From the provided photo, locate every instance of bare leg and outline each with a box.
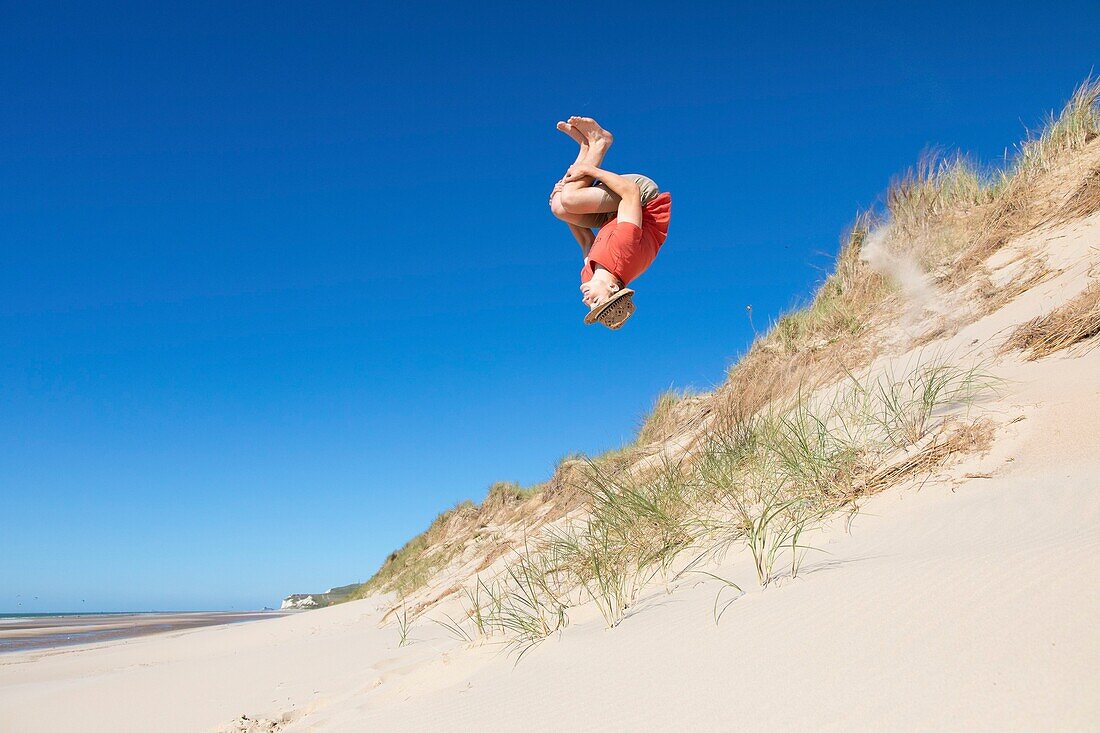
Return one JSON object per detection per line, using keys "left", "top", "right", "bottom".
{"left": 563, "top": 164, "right": 642, "bottom": 226}
{"left": 560, "top": 117, "right": 621, "bottom": 215}
{"left": 550, "top": 120, "right": 609, "bottom": 228}
{"left": 558, "top": 120, "right": 589, "bottom": 166}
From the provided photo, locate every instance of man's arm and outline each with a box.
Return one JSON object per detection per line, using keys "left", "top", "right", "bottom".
{"left": 564, "top": 164, "right": 641, "bottom": 226}
{"left": 568, "top": 223, "right": 595, "bottom": 257}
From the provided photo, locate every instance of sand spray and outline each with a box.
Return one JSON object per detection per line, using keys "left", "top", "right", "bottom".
{"left": 860, "top": 224, "right": 946, "bottom": 327}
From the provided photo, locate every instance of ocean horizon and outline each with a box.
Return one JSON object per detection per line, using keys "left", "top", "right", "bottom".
{"left": 0, "top": 609, "right": 273, "bottom": 618}
{"left": 0, "top": 610, "right": 290, "bottom": 654}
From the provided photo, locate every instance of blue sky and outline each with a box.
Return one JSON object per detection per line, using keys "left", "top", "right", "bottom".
{"left": 2, "top": 2, "right": 1097, "bottom": 612}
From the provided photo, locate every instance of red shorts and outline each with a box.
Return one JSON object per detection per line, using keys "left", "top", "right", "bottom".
{"left": 581, "top": 192, "right": 671, "bottom": 285}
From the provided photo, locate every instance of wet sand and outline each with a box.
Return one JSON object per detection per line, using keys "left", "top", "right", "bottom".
{"left": 0, "top": 611, "right": 291, "bottom": 653}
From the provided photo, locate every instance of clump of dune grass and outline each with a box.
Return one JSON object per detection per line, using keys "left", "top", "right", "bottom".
{"left": 763, "top": 395, "right": 866, "bottom": 500}
{"left": 691, "top": 358, "right": 995, "bottom": 589}
{"left": 1014, "top": 78, "right": 1100, "bottom": 178}
{"left": 1003, "top": 284, "right": 1100, "bottom": 359}
{"left": 637, "top": 388, "right": 697, "bottom": 446}
{"left": 885, "top": 155, "right": 992, "bottom": 267}
{"left": 957, "top": 77, "right": 1100, "bottom": 271}
{"left": 394, "top": 601, "right": 412, "bottom": 647}
{"left": 353, "top": 500, "right": 480, "bottom": 599}
{"left": 429, "top": 544, "right": 572, "bottom": 660}
{"left": 747, "top": 495, "right": 823, "bottom": 586}
{"left": 714, "top": 478, "right": 823, "bottom": 588}
{"left": 464, "top": 579, "right": 501, "bottom": 639}
{"left": 1052, "top": 166, "right": 1100, "bottom": 223}
{"left": 483, "top": 481, "right": 534, "bottom": 512}
{"left": 539, "top": 458, "right": 697, "bottom": 627}
{"left": 543, "top": 525, "right": 633, "bottom": 628}
{"left": 583, "top": 459, "right": 696, "bottom": 577}
{"left": 843, "top": 358, "right": 997, "bottom": 448}
{"left": 429, "top": 577, "right": 508, "bottom": 648}
{"left": 485, "top": 553, "right": 569, "bottom": 661}
{"left": 431, "top": 612, "right": 475, "bottom": 644}
{"left": 692, "top": 406, "right": 840, "bottom": 588}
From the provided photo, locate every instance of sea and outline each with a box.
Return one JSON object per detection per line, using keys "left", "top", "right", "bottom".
{"left": 0, "top": 610, "right": 290, "bottom": 654}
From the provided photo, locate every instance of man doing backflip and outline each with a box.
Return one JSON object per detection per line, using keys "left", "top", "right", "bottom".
{"left": 548, "top": 117, "right": 672, "bottom": 329}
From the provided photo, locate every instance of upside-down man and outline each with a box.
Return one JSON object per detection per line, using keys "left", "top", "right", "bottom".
{"left": 548, "top": 116, "right": 672, "bottom": 329}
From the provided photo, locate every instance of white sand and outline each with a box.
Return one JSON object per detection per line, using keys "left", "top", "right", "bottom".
{"left": 2, "top": 215, "right": 1098, "bottom": 732}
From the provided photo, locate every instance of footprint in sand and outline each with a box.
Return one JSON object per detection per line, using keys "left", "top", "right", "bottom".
{"left": 215, "top": 709, "right": 302, "bottom": 733}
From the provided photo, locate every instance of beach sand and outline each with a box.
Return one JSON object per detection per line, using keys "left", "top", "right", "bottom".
{"left": 2, "top": 219, "right": 1098, "bottom": 731}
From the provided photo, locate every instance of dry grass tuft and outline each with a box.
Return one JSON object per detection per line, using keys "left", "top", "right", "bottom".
{"left": 1052, "top": 166, "right": 1100, "bottom": 223}
{"left": 952, "top": 417, "right": 997, "bottom": 455}
{"left": 955, "top": 78, "right": 1100, "bottom": 272}
{"left": 771, "top": 221, "right": 890, "bottom": 354}
{"left": 1015, "top": 78, "right": 1100, "bottom": 176}
{"left": 637, "top": 389, "right": 700, "bottom": 447}
{"left": 976, "top": 259, "right": 1059, "bottom": 316}
{"left": 354, "top": 500, "right": 478, "bottom": 598}
{"left": 483, "top": 481, "right": 531, "bottom": 512}
{"left": 1003, "top": 284, "right": 1100, "bottom": 359}
{"left": 709, "top": 220, "right": 889, "bottom": 427}
{"left": 854, "top": 418, "right": 995, "bottom": 497}
{"left": 886, "top": 154, "right": 991, "bottom": 267}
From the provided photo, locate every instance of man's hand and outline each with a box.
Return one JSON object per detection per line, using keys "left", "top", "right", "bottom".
{"left": 549, "top": 177, "right": 565, "bottom": 206}
{"left": 562, "top": 164, "right": 595, "bottom": 183}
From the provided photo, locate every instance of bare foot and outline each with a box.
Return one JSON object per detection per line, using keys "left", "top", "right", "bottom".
{"left": 556, "top": 120, "right": 587, "bottom": 148}
{"left": 569, "top": 116, "right": 614, "bottom": 150}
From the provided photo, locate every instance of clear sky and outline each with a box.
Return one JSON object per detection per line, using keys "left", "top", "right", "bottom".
{"left": 2, "top": 2, "right": 1097, "bottom": 612}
